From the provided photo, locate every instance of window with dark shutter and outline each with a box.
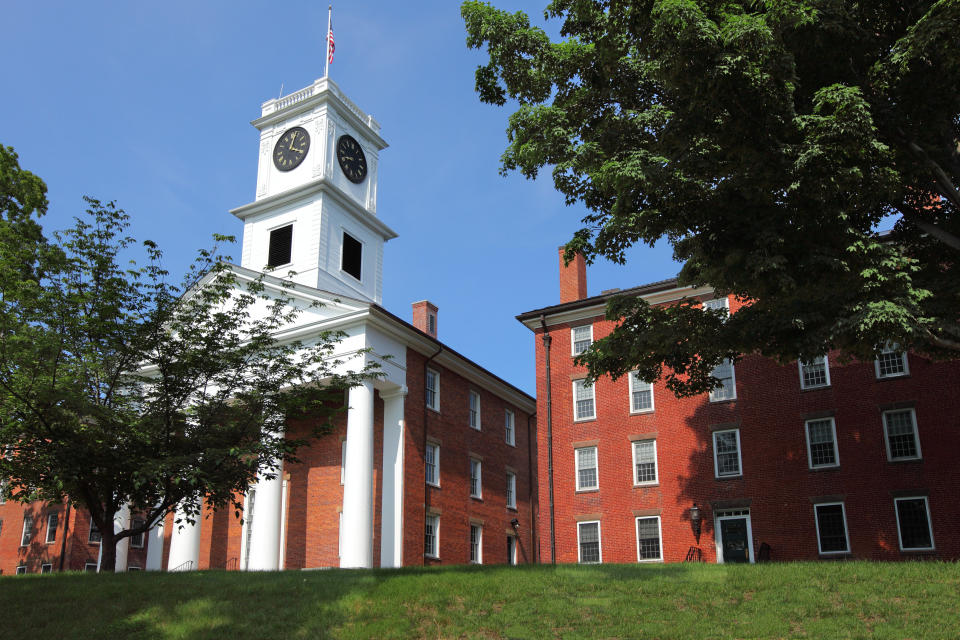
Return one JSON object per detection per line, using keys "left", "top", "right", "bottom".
{"left": 342, "top": 232, "right": 362, "bottom": 280}
{"left": 267, "top": 225, "right": 293, "bottom": 267}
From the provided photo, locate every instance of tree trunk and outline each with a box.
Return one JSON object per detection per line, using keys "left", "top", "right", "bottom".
{"left": 99, "top": 528, "right": 117, "bottom": 572}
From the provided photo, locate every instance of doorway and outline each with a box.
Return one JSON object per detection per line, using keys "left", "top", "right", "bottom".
{"left": 506, "top": 535, "right": 517, "bottom": 565}
{"left": 714, "top": 509, "right": 754, "bottom": 564}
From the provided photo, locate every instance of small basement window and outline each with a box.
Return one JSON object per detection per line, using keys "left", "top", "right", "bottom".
{"left": 267, "top": 225, "right": 293, "bottom": 268}
{"left": 342, "top": 232, "right": 362, "bottom": 280}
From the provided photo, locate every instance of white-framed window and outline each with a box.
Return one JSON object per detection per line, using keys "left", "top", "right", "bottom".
{"left": 16, "top": 566, "right": 27, "bottom": 575}
{"left": 130, "top": 518, "right": 145, "bottom": 549}
{"left": 713, "top": 429, "right": 742, "bottom": 478}
{"left": 799, "top": 356, "right": 831, "bottom": 389}
{"left": 266, "top": 223, "right": 293, "bottom": 268}
{"left": 632, "top": 440, "right": 658, "bottom": 485}
{"left": 814, "top": 502, "right": 850, "bottom": 554}
{"left": 127, "top": 566, "right": 141, "bottom": 572}
{"left": 577, "top": 521, "right": 602, "bottom": 563}
{"left": 883, "top": 408, "right": 921, "bottom": 461}
{"left": 424, "top": 514, "right": 439, "bottom": 558}
{"left": 629, "top": 372, "right": 654, "bottom": 413}
{"left": 425, "top": 442, "right": 440, "bottom": 486}
{"left": 703, "top": 296, "right": 730, "bottom": 316}
{"left": 805, "top": 418, "right": 839, "bottom": 469}
{"left": 571, "top": 325, "right": 593, "bottom": 356}
{"left": 0, "top": 479, "right": 6, "bottom": 504}
{"left": 41, "top": 563, "right": 52, "bottom": 574}
{"left": 470, "top": 459, "right": 482, "bottom": 499}
{"left": 340, "top": 439, "right": 347, "bottom": 485}
{"left": 636, "top": 516, "right": 663, "bottom": 562}
{"left": 875, "top": 344, "right": 909, "bottom": 379}
{"left": 21, "top": 514, "right": 33, "bottom": 546}
{"left": 894, "top": 496, "right": 934, "bottom": 551}
{"left": 505, "top": 409, "right": 515, "bottom": 446}
{"left": 573, "top": 379, "right": 596, "bottom": 421}
{"left": 84, "top": 562, "right": 98, "bottom": 572}
{"left": 425, "top": 369, "right": 439, "bottom": 411}
{"left": 45, "top": 513, "right": 58, "bottom": 544}
{"left": 506, "top": 472, "right": 517, "bottom": 509}
{"left": 88, "top": 519, "right": 101, "bottom": 544}
{"left": 469, "top": 524, "right": 482, "bottom": 564}
{"left": 709, "top": 359, "right": 736, "bottom": 402}
{"left": 469, "top": 390, "right": 481, "bottom": 430}
{"left": 575, "top": 446, "right": 599, "bottom": 491}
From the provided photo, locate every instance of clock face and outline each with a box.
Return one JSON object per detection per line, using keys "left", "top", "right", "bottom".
{"left": 273, "top": 126, "right": 310, "bottom": 172}
{"left": 336, "top": 135, "right": 367, "bottom": 184}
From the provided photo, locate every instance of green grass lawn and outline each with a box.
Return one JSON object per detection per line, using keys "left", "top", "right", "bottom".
{"left": 1, "top": 562, "right": 957, "bottom": 639}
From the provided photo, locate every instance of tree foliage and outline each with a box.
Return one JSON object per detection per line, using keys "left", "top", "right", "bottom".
{"left": 463, "top": 0, "right": 959, "bottom": 394}
{"left": 0, "top": 145, "right": 376, "bottom": 570}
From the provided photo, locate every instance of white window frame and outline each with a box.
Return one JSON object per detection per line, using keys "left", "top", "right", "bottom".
{"left": 798, "top": 355, "right": 831, "bottom": 390}
{"left": 708, "top": 359, "right": 737, "bottom": 402}
{"left": 130, "top": 518, "right": 145, "bottom": 549}
{"left": 805, "top": 417, "right": 840, "bottom": 469}
{"left": 84, "top": 562, "right": 98, "bottom": 572}
{"left": 629, "top": 372, "right": 654, "bottom": 414}
{"left": 505, "top": 409, "right": 515, "bottom": 446}
{"left": 894, "top": 496, "right": 935, "bottom": 551}
{"left": 703, "top": 296, "right": 730, "bottom": 316}
{"left": 577, "top": 521, "right": 602, "bottom": 564}
{"left": 635, "top": 516, "right": 663, "bottom": 562}
{"left": 88, "top": 519, "right": 101, "bottom": 545}
{"left": 813, "top": 502, "right": 850, "bottom": 555}
{"left": 340, "top": 439, "right": 347, "bottom": 485}
{"left": 571, "top": 325, "right": 593, "bottom": 356}
{"left": 16, "top": 566, "right": 27, "bottom": 575}
{"left": 425, "top": 442, "right": 440, "bottom": 487}
{"left": 45, "top": 513, "right": 58, "bottom": 544}
{"left": 632, "top": 439, "right": 658, "bottom": 486}
{"left": 712, "top": 429, "right": 743, "bottom": 478}
{"left": 21, "top": 514, "right": 33, "bottom": 547}
{"left": 506, "top": 472, "right": 517, "bottom": 510}
{"left": 575, "top": 446, "right": 599, "bottom": 491}
{"left": 883, "top": 408, "right": 922, "bottom": 461}
{"left": 0, "top": 479, "right": 6, "bottom": 504}
{"left": 469, "top": 390, "right": 481, "bottom": 430}
{"left": 470, "top": 458, "right": 482, "bottom": 499}
{"left": 41, "top": 563, "right": 53, "bottom": 574}
{"left": 339, "top": 229, "right": 364, "bottom": 283}
{"left": 875, "top": 344, "right": 909, "bottom": 379}
{"left": 469, "top": 524, "right": 482, "bottom": 564}
{"left": 572, "top": 379, "right": 596, "bottom": 421}
{"left": 265, "top": 222, "right": 294, "bottom": 269}
{"left": 424, "top": 514, "right": 439, "bottom": 559}
{"left": 425, "top": 368, "right": 440, "bottom": 411}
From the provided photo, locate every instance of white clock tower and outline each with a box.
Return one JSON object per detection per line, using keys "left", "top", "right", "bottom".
{"left": 230, "top": 77, "right": 397, "bottom": 303}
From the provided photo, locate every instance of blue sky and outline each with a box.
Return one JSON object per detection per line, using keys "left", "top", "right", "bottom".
{"left": 1, "top": 1, "right": 679, "bottom": 397}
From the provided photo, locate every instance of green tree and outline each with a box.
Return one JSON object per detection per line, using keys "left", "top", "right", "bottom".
{"left": 463, "top": 0, "right": 959, "bottom": 395}
{"left": 0, "top": 146, "right": 376, "bottom": 571}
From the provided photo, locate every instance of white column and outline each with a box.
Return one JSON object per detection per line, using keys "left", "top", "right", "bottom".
{"left": 167, "top": 503, "right": 201, "bottom": 571}
{"left": 247, "top": 463, "right": 284, "bottom": 571}
{"left": 114, "top": 503, "right": 131, "bottom": 573}
{"left": 379, "top": 386, "right": 406, "bottom": 568}
{"left": 341, "top": 380, "right": 375, "bottom": 568}
{"left": 145, "top": 515, "right": 165, "bottom": 571}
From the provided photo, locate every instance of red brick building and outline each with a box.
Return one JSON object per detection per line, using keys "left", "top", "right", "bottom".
{"left": 517, "top": 249, "right": 960, "bottom": 564}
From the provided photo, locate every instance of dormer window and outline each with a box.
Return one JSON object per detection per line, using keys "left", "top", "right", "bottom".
{"left": 341, "top": 231, "right": 362, "bottom": 281}
{"left": 267, "top": 225, "right": 293, "bottom": 268}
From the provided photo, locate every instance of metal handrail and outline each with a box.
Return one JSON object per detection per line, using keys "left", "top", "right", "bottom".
{"left": 170, "top": 560, "right": 194, "bottom": 572}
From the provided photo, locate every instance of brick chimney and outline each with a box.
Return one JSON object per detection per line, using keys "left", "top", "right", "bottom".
{"left": 412, "top": 300, "right": 438, "bottom": 338}
{"left": 559, "top": 246, "right": 587, "bottom": 302}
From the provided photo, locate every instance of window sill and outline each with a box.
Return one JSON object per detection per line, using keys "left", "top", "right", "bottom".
{"left": 900, "top": 548, "right": 936, "bottom": 555}
{"left": 471, "top": 496, "right": 483, "bottom": 502}
{"left": 637, "top": 558, "right": 664, "bottom": 563}
{"left": 575, "top": 488, "right": 600, "bottom": 494}
{"left": 708, "top": 398, "right": 737, "bottom": 405}
{"left": 424, "top": 554, "right": 440, "bottom": 560}
{"left": 818, "top": 551, "right": 852, "bottom": 558}
{"left": 629, "top": 409, "right": 655, "bottom": 416}
{"left": 573, "top": 417, "right": 597, "bottom": 424}
{"left": 426, "top": 482, "right": 441, "bottom": 489}
{"left": 426, "top": 406, "right": 441, "bottom": 414}
{"left": 714, "top": 474, "right": 743, "bottom": 481}
{"left": 887, "top": 457, "right": 923, "bottom": 464}
{"left": 507, "top": 506, "right": 518, "bottom": 512}
{"left": 876, "top": 374, "right": 910, "bottom": 382}
{"left": 809, "top": 465, "right": 840, "bottom": 472}
{"left": 633, "top": 482, "right": 660, "bottom": 489}
{"left": 800, "top": 384, "right": 831, "bottom": 393}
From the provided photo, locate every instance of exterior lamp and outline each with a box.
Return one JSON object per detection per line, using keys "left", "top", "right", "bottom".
{"left": 690, "top": 503, "right": 702, "bottom": 544}
{"left": 510, "top": 518, "right": 520, "bottom": 530}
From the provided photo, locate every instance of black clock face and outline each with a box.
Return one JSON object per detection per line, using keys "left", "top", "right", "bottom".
{"left": 336, "top": 134, "right": 367, "bottom": 184}
{"left": 273, "top": 126, "right": 310, "bottom": 172}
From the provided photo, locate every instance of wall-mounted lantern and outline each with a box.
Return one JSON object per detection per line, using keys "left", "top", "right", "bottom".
{"left": 510, "top": 518, "right": 520, "bottom": 531}
{"left": 690, "top": 503, "right": 702, "bottom": 544}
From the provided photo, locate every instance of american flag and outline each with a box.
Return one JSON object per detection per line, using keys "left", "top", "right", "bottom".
{"left": 327, "top": 22, "right": 335, "bottom": 64}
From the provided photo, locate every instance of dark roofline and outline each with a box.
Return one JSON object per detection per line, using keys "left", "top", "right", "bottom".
{"left": 516, "top": 276, "right": 680, "bottom": 323}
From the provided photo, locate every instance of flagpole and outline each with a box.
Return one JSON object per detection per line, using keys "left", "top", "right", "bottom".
{"left": 324, "top": 4, "right": 332, "bottom": 79}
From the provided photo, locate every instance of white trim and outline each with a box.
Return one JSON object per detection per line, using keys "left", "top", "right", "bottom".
{"left": 506, "top": 472, "right": 517, "bottom": 509}
{"left": 505, "top": 409, "right": 516, "bottom": 446}
{"left": 798, "top": 355, "right": 831, "bottom": 390}
{"left": 339, "top": 228, "right": 364, "bottom": 283}
{"left": 635, "top": 516, "right": 663, "bottom": 562}
{"left": 425, "top": 368, "right": 440, "bottom": 412}
{"left": 875, "top": 345, "right": 909, "bottom": 379}
{"left": 45, "top": 513, "right": 58, "bottom": 544}
{"left": 16, "top": 566, "right": 27, "bottom": 575}
{"left": 632, "top": 439, "right": 658, "bottom": 486}
{"left": 577, "top": 521, "right": 602, "bottom": 564}
{"left": 425, "top": 442, "right": 440, "bottom": 487}
{"left": 714, "top": 511, "right": 755, "bottom": 564}
{"left": 21, "top": 514, "right": 33, "bottom": 547}
{"left": 265, "top": 222, "right": 295, "bottom": 270}
{"left": 813, "top": 502, "right": 850, "bottom": 554}
{"left": 805, "top": 417, "right": 840, "bottom": 469}
{"left": 628, "top": 372, "right": 654, "bottom": 414}
{"left": 469, "top": 524, "right": 482, "bottom": 564}
{"left": 572, "top": 379, "right": 596, "bottom": 421}
{"left": 571, "top": 324, "right": 593, "bottom": 356}
{"left": 130, "top": 518, "right": 145, "bottom": 549}
{"left": 894, "top": 496, "right": 935, "bottom": 551}
{"left": 340, "top": 439, "right": 347, "bottom": 485}
{"left": 470, "top": 458, "right": 483, "bottom": 499}
{"left": 424, "top": 514, "right": 440, "bottom": 559}
{"left": 507, "top": 532, "right": 518, "bottom": 565}
{"left": 41, "top": 563, "right": 53, "bottom": 574}
{"left": 469, "top": 390, "right": 481, "bottom": 430}
{"left": 882, "top": 408, "right": 922, "bottom": 461}
{"left": 575, "top": 446, "right": 599, "bottom": 491}
{"left": 84, "top": 562, "right": 98, "bottom": 573}
{"left": 703, "top": 296, "right": 730, "bottom": 315}
{"left": 712, "top": 429, "right": 743, "bottom": 478}
{"left": 708, "top": 359, "right": 736, "bottom": 402}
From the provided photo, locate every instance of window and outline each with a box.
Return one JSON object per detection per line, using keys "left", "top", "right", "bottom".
{"left": 0, "top": 479, "right": 6, "bottom": 504}
{"left": 45, "top": 513, "right": 58, "bottom": 544}
{"left": 41, "top": 563, "right": 53, "bottom": 574}
{"left": 894, "top": 497, "right": 934, "bottom": 551}
{"left": 128, "top": 566, "right": 141, "bottom": 571}
{"left": 340, "top": 439, "right": 347, "bottom": 485}
{"left": 636, "top": 516, "right": 662, "bottom": 562}
{"left": 573, "top": 379, "right": 596, "bottom": 421}
{"left": 703, "top": 296, "right": 730, "bottom": 316}
{"left": 425, "top": 369, "right": 439, "bottom": 411}
{"left": 575, "top": 446, "right": 598, "bottom": 491}
{"left": 425, "top": 443, "right": 440, "bottom": 486}
{"left": 506, "top": 472, "right": 517, "bottom": 509}
{"left": 577, "top": 521, "right": 601, "bottom": 563}
{"left": 470, "top": 459, "right": 482, "bottom": 499}
{"left": 16, "top": 566, "right": 27, "bottom": 575}
{"left": 88, "top": 520, "right": 101, "bottom": 544}
{"left": 875, "top": 344, "right": 908, "bottom": 379}
{"left": 571, "top": 325, "right": 593, "bottom": 356}
{"left": 883, "top": 409, "right": 921, "bottom": 461}
{"left": 424, "top": 514, "right": 439, "bottom": 558}
{"left": 505, "top": 409, "right": 515, "bottom": 446}
{"left": 21, "top": 515, "right": 33, "bottom": 546}
{"left": 709, "top": 359, "right": 736, "bottom": 402}
{"left": 244, "top": 489, "right": 256, "bottom": 569}
{"left": 469, "top": 524, "right": 482, "bottom": 564}
{"left": 814, "top": 503, "right": 850, "bottom": 554}
{"left": 341, "top": 231, "right": 362, "bottom": 281}
{"left": 130, "top": 518, "right": 145, "bottom": 549}
{"left": 629, "top": 372, "right": 654, "bottom": 413}
{"left": 805, "top": 418, "right": 839, "bottom": 468}
{"left": 713, "top": 429, "right": 742, "bottom": 478}
{"left": 427, "top": 313, "right": 436, "bottom": 335}
{"left": 469, "top": 391, "right": 481, "bottom": 430}
{"left": 266, "top": 224, "right": 293, "bottom": 268}
{"left": 84, "top": 562, "right": 98, "bottom": 572}
{"left": 799, "top": 356, "right": 830, "bottom": 389}
{"left": 633, "top": 440, "right": 658, "bottom": 485}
